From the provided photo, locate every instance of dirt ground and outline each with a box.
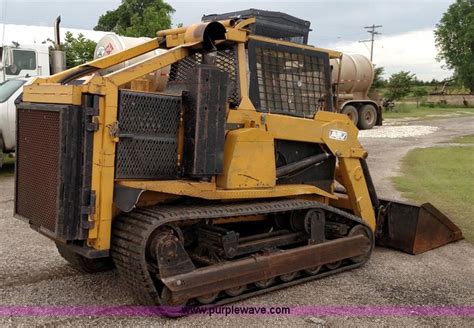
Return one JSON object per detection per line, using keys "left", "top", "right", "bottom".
{"left": 0, "top": 116, "right": 473, "bottom": 327}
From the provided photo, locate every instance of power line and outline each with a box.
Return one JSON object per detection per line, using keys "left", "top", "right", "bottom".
{"left": 359, "top": 24, "right": 382, "bottom": 61}
{"left": 316, "top": 32, "right": 367, "bottom": 42}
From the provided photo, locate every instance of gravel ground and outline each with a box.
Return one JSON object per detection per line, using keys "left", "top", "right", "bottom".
{"left": 1, "top": 116, "right": 473, "bottom": 327}
{"left": 359, "top": 125, "right": 439, "bottom": 138}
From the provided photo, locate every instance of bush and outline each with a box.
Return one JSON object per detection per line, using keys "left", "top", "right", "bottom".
{"left": 385, "top": 71, "right": 415, "bottom": 101}
{"left": 413, "top": 88, "right": 429, "bottom": 107}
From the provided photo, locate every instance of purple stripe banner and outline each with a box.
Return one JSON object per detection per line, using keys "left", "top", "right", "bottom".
{"left": 0, "top": 305, "right": 473, "bottom": 317}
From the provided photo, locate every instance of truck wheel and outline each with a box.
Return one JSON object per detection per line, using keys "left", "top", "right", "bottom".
{"left": 341, "top": 105, "right": 358, "bottom": 125}
{"left": 56, "top": 243, "right": 115, "bottom": 273}
{"left": 358, "top": 104, "right": 377, "bottom": 130}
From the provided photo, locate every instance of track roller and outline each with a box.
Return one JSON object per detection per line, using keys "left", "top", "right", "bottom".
{"left": 325, "top": 261, "right": 342, "bottom": 270}
{"left": 255, "top": 278, "right": 275, "bottom": 289}
{"left": 197, "top": 292, "right": 219, "bottom": 304}
{"left": 279, "top": 271, "right": 299, "bottom": 282}
{"left": 225, "top": 285, "right": 247, "bottom": 297}
{"left": 304, "top": 266, "right": 322, "bottom": 275}
{"left": 348, "top": 224, "right": 374, "bottom": 263}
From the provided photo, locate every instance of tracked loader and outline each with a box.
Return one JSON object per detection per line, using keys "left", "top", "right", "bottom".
{"left": 14, "top": 10, "right": 462, "bottom": 307}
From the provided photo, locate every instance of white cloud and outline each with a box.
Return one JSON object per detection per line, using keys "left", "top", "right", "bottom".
{"left": 321, "top": 29, "right": 452, "bottom": 81}
{"left": 1, "top": 24, "right": 109, "bottom": 45}
{"left": 2, "top": 24, "right": 453, "bottom": 82}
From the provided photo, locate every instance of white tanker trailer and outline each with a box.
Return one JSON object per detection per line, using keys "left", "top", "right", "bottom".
{"left": 94, "top": 34, "right": 169, "bottom": 92}
{"left": 331, "top": 53, "right": 382, "bottom": 129}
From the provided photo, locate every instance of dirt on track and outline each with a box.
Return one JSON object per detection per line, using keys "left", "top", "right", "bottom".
{"left": 0, "top": 116, "right": 473, "bottom": 327}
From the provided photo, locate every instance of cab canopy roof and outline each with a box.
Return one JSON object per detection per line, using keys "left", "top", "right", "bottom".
{"left": 202, "top": 8, "right": 311, "bottom": 45}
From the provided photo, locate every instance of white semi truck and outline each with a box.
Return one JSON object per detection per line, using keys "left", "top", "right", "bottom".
{"left": 0, "top": 17, "right": 66, "bottom": 166}
{"left": 0, "top": 78, "right": 30, "bottom": 167}
{"left": 0, "top": 44, "right": 54, "bottom": 82}
{"left": 0, "top": 48, "right": 65, "bottom": 166}
{"left": 0, "top": 17, "right": 66, "bottom": 83}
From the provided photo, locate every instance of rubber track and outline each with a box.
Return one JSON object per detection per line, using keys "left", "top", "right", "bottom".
{"left": 111, "top": 198, "right": 372, "bottom": 305}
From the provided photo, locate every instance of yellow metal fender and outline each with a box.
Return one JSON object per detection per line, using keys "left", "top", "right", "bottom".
{"left": 217, "top": 128, "right": 276, "bottom": 189}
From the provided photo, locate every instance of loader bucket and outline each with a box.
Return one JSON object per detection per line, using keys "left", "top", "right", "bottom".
{"left": 376, "top": 198, "right": 463, "bottom": 254}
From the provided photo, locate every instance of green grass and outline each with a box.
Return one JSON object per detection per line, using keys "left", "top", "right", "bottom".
{"left": 383, "top": 103, "right": 474, "bottom": 119}
{"left": 0, "top": 153, "right": 15, "bottom": 177}
{"left": 376, "top": 86, "right": 471, "bottom": 99}
{"left": 450, "top": 134, "right": 474, "bottom": 144}
{"left": 393, "top": 140, "right": 474, "bottom": 242}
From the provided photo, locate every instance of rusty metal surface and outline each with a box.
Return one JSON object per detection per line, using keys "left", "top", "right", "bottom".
{"left": 183, "top": 65, "right": 228, "bottom": 177}
{"left": 111, "top": 198, "right": 373, "bottom": 306}
{"left": 236, "top": 231, "right": 306, "bottom": 256}
{"left": 154, "top": 229, "right": 195, "bottom": 278}
{"left": 15, "top": 100, "right": 93, "bottom": 241}
{"left": 162, "top": 234, "right": 369, "bottom": 301}
{"left": 412, "top": 203, "right": 463, "bottom": 254}
{"left": 16, "top": 108, "right": 60, "bottom": 233}
{"left": 376, "top": 198, "right": 463, "bottom": 254}
{"left": 198, "top": 226, "right": 307, "bottom": 259}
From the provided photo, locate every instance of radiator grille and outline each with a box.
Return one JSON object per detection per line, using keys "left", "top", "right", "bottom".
{"left": 168, "top": 46, "right": 240, "bottom": 106}
{"left": 16, "top": 109, "right": 60, "bottom": 233}
{"left": 115, "top": 91, "right": 182, "bottom": 179}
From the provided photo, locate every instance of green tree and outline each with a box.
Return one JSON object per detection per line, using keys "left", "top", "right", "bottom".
{"left": 94, "top": 0, "right": 174, "bottom": 38}
{"left": 385, "top": 71, "right": 415, "bottom": 101}
{"left": 412, "top": 88, "right": 428, "bottom": 107}
{"left": 371, "top": 66, "right": 386, "bottom": 89}
{"left": 412, "top": 76, "right": 425, "bottom": 86}
{"left": 62, "top": 32, "right": 97, "bottom": 68}
{"left": 434, "top": 0, "right": 474, "bottom": 94}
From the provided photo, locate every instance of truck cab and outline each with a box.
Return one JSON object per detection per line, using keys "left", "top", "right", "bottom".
{"left": 0, "top": 44, "right": 50, "bottom": 82}
{"left": 0, "top": 78, "right": 29, "bottom": 167}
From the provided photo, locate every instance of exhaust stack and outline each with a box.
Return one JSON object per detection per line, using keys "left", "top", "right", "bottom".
{"left": 50, "top": 16, "right": 66, "bottom": 74}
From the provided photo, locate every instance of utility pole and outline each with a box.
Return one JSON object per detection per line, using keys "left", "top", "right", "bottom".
{"left": 359, "top": 24, "right": 382, "bottom": 61}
